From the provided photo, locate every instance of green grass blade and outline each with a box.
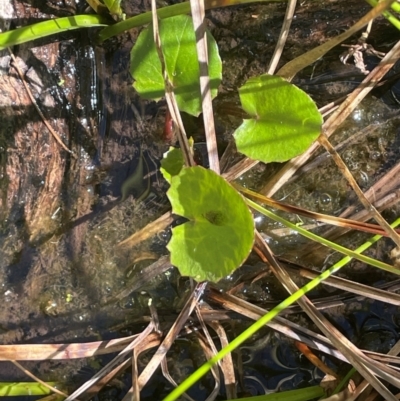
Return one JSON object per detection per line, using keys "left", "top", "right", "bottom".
{"left": 98, "top": 3, "right": 189, "bottom": 42}
{"left": 0, "top": 15, "right": 109, "bottom": 50}
{"left": 163, "top": 211, "right": 400, "bottom": 401}
{"left": 364, "top": 0, "right": 400, "bottom": 30}
{"left": 98, "top": 0, "right": 284, "bottom": 42}
{"left": 0, "top": 382, "right": 59, "bottom": 396}
{"left": 332, "top": 368, "right": 356, "bottom": 395}
{"left": 246, "top": 198, "right": 400, "bottom": 275}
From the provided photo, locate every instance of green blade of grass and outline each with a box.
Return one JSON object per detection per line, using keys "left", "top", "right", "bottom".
{"left": 98, "top": 0, "right": 283, "bottom": 42}
{"left": 163, "top": 208, "right": 400, "bottom": 401}
{"left": 0, "top": 382, "right": 60, "bottom": 396}
{"left": 332, "top": 368, "right": 357, "bottom": 396}
{"left": 247, "top": 198, "right": 400, "bottom": 275}
{"left": 364, "top": 0, "right": 400, "bottom": 30}
{"left": 0, "top": 15, "right": 109, "bottom": 50}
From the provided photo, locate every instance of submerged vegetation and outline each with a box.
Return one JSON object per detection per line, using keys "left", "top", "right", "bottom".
{"left": 0, "top": 0, "right": 400, "bottom": 399}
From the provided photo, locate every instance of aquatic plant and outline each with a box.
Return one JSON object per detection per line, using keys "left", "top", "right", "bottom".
{"left": 2, "top": 0, "right": 400, "bottom": 400}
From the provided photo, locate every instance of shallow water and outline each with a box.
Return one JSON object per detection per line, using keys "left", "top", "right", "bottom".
{"left": 1, "top": 0, "right": 400, "bottom": 397}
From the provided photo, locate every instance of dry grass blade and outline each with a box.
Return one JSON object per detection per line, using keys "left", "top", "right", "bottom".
{"left": 323, "top": 39, "right": 400, "bottom": 136}
{"left": 206, "top": 287, "right": 400, "bottom": 366}
{"left": 193, "top": 305, "right": 225, "bottom": 400}
{"left": 294, "top": 341, "right": 339, "bottom": 378}
{"left": 190, "top": 0, "right": 220, "bottom": 173}
{"left": 120, "top": 332, "right": 169, "bottom": 401}
{"left": 267, "top": 0, "right": 297, "bottom": 74}
{"left": 151, "top": 0, "right": 195, "bottom": 167}
{"left": 206, "top": 321, "right": 236, "bottom": 399}
{"left": 276, "top": 0, "right": 397, "bottom": 81}
{"left": 65, "top": 322, "right": 156, "bottom": 401}
{"left": 349, "top": 340, "right": 400, "bottom": 401}
{"left": 286, "top": 117, "right": 400, "bottom": 185}
{"left": 206, "top": 288, "right": 348, "bottom": 362}
{"left": 12, "top": 360, "right": 69, "bottom": 399}
{"left": 0, "top": 334, "right": 152, "bottom": 361}
{"left": 316, "top": 41, "right": 400, "bottom": 249}
{"left": 318, "top": 132, "right": 400, "bottom": 248}
{"left": 117, "top": 212, "right": 174, "bottom": 248}
{"left": 151, "top": 299, "right": 195, "bottom": 401}
{"left": 137, "top": 282, "right": 207, "bottom": 390}
{"left": 161, "top": 355, "right": 197, "bottom": 401}
{"left": 236, "top": 184, "right": 400, "bottom": 237}
{"left": 340, "top": 162, "right": 400, "bottom": 220}
{"left": 132, "top": 349, "right": 140, "bottom": 401}
{"left": 84, "top": 358, "right": 132, "bottom": 401}
{"left": 280, "top": 261, "right": 400, "bottom": 306}
{"left": 255, "top": 232, "right": 400, "bottom": 400}
{"left": 299, "top": 162, "right": 400, "bottom": 262}
{"left": 86, "top": 337, "right": 163, "bottom": 401}
{"left": 196, "top": 331, "right": 221, "bottom": 401}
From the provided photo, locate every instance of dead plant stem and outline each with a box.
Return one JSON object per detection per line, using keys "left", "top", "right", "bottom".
{"left": 316, "top": 40, "right": 400, "bottom": 248}
{"left": 267, "top": 0, "right": 297, "bottom": 74}
{"left": 190, "top": 0, "right": 220, "bottom": 173}
{"left": 318, "top": 133, "right": 400, "bottom": 249}
{"left": 254, "top": 232, "right": 400, "bottom": 400}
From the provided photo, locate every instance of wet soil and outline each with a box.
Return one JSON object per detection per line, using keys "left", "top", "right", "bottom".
{"left": 1, "top": 0, "right": 400, "bottom": 396}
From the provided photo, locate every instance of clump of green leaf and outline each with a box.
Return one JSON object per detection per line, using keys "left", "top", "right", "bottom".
{"left": 161, "top": 150, "right": 254, "bottom": 282}
{"left": 130, "top": 15, "right": 222, "bottom": 116}
{"left": 234, "top": 74, "right": 323, "bottom": 162}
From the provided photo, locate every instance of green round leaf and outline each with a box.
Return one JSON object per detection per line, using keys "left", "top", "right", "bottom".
{"left": 160, "top": 147, "right": 184, "bottom": 184}
{"left": 167, "top": 166, "right": 254, "bottom": 282}
{"left": 130, "top": 15, "right": 222, "bottom": 116}
{"left": 234, "top": 74, "right": 323, "bottom": 163}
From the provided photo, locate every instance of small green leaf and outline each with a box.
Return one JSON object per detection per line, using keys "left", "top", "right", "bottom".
{"left": 103, "top": 0, "right": 123, "bottom": 18}
{"left": 234, "top": 74, "right": 322, "bottom": 163}
{"left": 130, "top": 15, "right": 222, "bottom": 116}
{"left": 167, "top": 167, "right": 254, "bottom": 282}
{"left": 160, "top": 147, "right": 185, "bottom": 184}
